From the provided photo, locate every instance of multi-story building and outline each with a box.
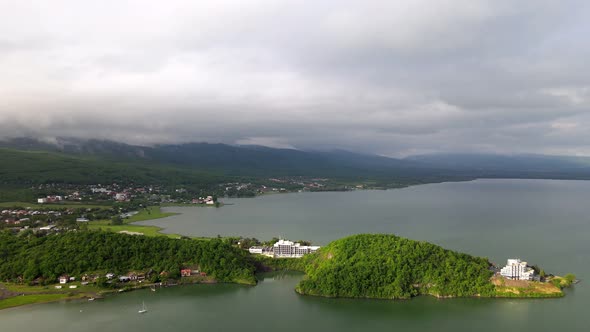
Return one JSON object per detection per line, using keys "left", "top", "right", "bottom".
{"left": 273, "top": 239, "right": 320, "bottom": 258}
{"left": 249, "top": 240, "right": 320, "bottom": 258}
{"left": 500, "top": 258, "right": 535, "bottom": 280}
{"left": 248, "top": 246, "right": 274, "bottom": 257}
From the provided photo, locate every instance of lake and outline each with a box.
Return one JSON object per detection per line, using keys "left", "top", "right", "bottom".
{"left": 1, "top": 179, "right": 588, "bottom": 331}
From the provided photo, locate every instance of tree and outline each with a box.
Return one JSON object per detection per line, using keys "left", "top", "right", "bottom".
{"left": 564, "top": 273, "right": 576, "bottom": 284}
{"left": 111, "top": 215, "right": 123, "bottom": 225}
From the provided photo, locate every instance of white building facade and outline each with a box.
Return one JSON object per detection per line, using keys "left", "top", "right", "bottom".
{"left": 500, "top": 259, "right": 535, "bottom": 280}
{"left": 248, "top": 247, "right": 263, "bottom": 254}
{"left": 273, "top": 239, "right": 320, "bottom": 258}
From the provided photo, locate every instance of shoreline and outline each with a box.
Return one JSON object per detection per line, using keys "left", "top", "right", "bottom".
{"left": 0, "top": 275, "right": 256, "bottom": 311}
{"left": 294, "top": 279, "right": 570, "bottom": 300}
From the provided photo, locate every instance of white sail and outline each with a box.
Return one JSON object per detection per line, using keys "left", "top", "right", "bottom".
{"left": 138, "top": 301, "right": 148, "bottom": 313}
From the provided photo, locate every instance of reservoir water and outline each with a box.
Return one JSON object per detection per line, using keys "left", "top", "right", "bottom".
{"left": 1, "top": 179, "right": 588, "bottom": 331}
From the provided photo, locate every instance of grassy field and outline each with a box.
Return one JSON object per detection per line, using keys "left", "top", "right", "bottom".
{"left": 124, "top": 206, "right": 178, "bottom": 222}
{"left": 0, "top": 281, "right": 103, "bottom": 310}
{"left": 491, "top": 276, "right": 564, "bottom": 297}
{"left": 4, "top": 282, "right": 102, "bottom": 294}
{"left": 85, "top": 206, "right": 181, "bottom": 238}
{"left": 0, "top": 293, "right": 86, "bottom": 310}
{"left": 161, "top": 202, "right": 221, "bottom": 207}
{"left": 86, "top": 224, "right": 180, "bottom": 238}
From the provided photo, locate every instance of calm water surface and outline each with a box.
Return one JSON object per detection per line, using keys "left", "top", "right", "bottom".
{"left": 1, "top": 179, "right": 588, "bottom": 331}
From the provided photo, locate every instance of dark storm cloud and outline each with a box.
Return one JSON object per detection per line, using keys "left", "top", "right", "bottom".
{"left": 0, "top": 0, "right": 589, "bottom": 156}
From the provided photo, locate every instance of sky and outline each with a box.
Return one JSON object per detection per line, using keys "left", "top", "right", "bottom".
{"left": 0, "top": 0, "right": 589, "bottom": 157}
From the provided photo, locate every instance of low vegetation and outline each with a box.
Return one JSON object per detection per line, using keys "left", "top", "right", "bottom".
{"left": 0, "top": 293, "right": 86, "bottom": 310}
{"left": 491, "top": 276, "right": 564, "bottom": 297}
{"left": 84, "top": 206, "right": 180, "bottom": 238}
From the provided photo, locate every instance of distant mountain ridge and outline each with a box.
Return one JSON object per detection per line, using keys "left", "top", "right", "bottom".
{"left": 2, "top": 137, "right": 590, "bottom": 182}
{"left": 406, "top": 153, "right": 590, "bottom": 174}
{"left": 0, "top": 137, "right": 433, "bottom": 178}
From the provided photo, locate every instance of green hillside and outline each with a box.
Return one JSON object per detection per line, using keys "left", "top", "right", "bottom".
{"left": 0, "top": 148, "right": 226, "bottom": 186}
{"left": 296, "top": 234, "right": 495, "bottom": 299}
{"left": 0, "top": 231, "right": 256, "bottom": 285}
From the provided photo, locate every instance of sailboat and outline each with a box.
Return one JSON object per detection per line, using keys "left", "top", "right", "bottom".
{"left": 138, "top": 301, "right": 148, "bottom": 314}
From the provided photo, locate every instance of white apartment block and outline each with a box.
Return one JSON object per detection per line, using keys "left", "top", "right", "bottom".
{"left": 273, "top": 239, "right": 320, "bottom": 258}
{"left": 500, "top": 258, "right": 535, "bottom": 280}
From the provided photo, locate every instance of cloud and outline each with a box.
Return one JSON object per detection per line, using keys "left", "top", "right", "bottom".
{"left": 0, "top": 0, "right": 589, "bottom": 156}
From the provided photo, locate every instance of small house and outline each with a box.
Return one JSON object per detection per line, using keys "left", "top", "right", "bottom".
{"left": 59, "top": 275, "right": 69, "bottom": 284}
{"left": 180, "top": 269, "right": 192, "bottom": 277}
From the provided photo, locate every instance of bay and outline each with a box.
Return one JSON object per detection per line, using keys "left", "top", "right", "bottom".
{"left": 1, "top": 179, "right": 588, "bottom": 331}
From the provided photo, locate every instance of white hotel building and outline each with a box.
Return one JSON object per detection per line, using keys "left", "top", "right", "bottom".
{"left": 273, "top": 239, "right": 320, "bottom": 258}
{"left": 500, "top": 259, "right": 535, "bottom": 280}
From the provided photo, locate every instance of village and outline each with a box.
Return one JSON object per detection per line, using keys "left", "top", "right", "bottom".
{"left": 53, "top": 267, "right": 210, "bottom": 291}
{"left": 0, "top": 176, "right": 354, "bottom": 233}
{"left": 21, "top": 239, "right": 317, "bottom": 298}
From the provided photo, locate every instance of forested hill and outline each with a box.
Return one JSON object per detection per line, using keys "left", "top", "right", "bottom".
{"left": 0, "top": 231, "right": 257, "bottom": 285}
{"left": 0, "top": 137, "right": 442, "bottom": 179}
{"left": 296, "top": 234, "right": 495, "bottom": 299}
{"left": 0, "top": 148, "right": 227, "bottom": 186}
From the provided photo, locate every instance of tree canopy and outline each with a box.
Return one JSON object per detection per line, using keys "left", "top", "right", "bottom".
{"left": 0, "top": 231, "right": 256, "bottom": 285}
{"left": 296, "top": 234, "right": 495, "bottom": 299}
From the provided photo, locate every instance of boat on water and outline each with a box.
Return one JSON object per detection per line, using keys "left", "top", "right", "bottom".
{"left": 88, "top": 297, "right": 95, "bottom": 301}
{"left": 151, "top": 287, "right": 156, "bottom": 292}
{"left": 138, "top": 301, "right": 148, "bottom": 314}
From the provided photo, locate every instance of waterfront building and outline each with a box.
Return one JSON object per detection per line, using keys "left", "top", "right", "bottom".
{"left": 249, "top": 240, "right": 320, "bottom": 258}
{"left": 273, "top": 239, "right": 320, "bottom": 258}
{"left": 248, "top": 246, "right": 274, "bottom": 257}
{"left": 248, "top": 247, "right": 263, "bottom": 254}
{"left": 500, "top": 259, "right": 535, "bottom": 280}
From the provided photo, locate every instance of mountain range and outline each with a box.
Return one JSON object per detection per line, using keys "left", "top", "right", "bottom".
{"left": 2, "top": 137, "right": 590, "bottom": 185}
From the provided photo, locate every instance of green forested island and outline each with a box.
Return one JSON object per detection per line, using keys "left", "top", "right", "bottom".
{"left": 295, "top": 234, "right": 572, "bottom": 299}
{"left": 295, "top": 234, "right": 496, "bottom": 299}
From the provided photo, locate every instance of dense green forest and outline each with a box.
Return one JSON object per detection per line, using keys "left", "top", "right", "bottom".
{"left": 0, "top": 231, "right": 256, "bottom": 285}
{"left": 0, "top": 145, "right": 466, "bottom": 187}
{"left": 0, "top": 148, "right": 227, "bottom": 186}
{"left": 296, "top": 234, "right": 495, "bottom": 299}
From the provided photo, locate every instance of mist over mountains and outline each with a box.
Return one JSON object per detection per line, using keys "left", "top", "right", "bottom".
{"left": 3, "top": 137, "right": 590, "bottom": 183}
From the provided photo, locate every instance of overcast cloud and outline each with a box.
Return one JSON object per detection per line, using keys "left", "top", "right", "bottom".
{"left": 0, "top": 0, "right": 589, "bottom": 156}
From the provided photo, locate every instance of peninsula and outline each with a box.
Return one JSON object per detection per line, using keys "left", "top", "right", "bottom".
{"left": 293, "top": 234, "right": 574, "bottom": 299}
{"left": 0, "top": 231, "right": 577, "bottom": 310}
